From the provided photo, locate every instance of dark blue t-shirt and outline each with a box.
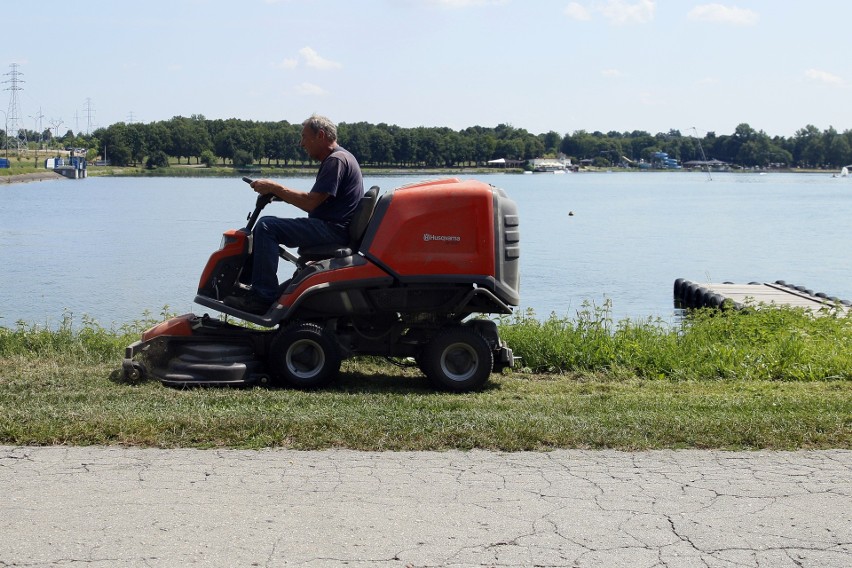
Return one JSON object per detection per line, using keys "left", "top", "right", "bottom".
{"left": 308, "top": 146, "right": 364, "bottom": 229}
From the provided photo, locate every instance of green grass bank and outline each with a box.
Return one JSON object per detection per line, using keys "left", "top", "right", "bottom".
{"left": 1, "top": 305, "right": 850, "bottom": 450}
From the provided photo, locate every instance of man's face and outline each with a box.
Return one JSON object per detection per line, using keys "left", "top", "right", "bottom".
{"left": 300, "top": 126, "right": 323, "bottom": 160}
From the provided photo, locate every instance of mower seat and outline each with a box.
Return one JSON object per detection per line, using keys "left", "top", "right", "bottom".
{"left": 292, "top": 185, "right": 379, "bottom": 264}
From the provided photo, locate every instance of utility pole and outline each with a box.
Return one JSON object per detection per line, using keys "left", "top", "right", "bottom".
{"left": 84, "top": 98, "right": 95, "bottom": 135}
{"left": 30, "top": 108, "right": 45, "bottom": 166}
{"left": 49, "top": 118, "right": 64, "bottom": 148}
{"left": 3, "top": 63, "right": 27, "bottom": 150}
{"left": 29, "top": 108, "right": 45, "bottom": 141}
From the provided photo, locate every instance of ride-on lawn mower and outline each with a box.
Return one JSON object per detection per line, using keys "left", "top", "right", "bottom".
{"left": 123, "top": 177, "right": 520, "bottom": 391}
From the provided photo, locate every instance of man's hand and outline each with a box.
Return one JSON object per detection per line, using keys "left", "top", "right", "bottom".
{"left": 249, "top": 179, "right": 280, "bottom": 197}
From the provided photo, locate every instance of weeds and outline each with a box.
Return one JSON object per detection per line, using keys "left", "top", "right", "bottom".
{"left": 499, "top": 300, "right": 852, "bottom": 381}
{"left": 3, "top": 302, "right": 850, "bottom": 381}
{"left": 0, "top": 307, "right": 175, "bottom": 364}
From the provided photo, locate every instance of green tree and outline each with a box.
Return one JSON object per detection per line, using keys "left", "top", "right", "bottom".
{"left": 264, "top": 121, "right": 294, "bottom": 165}
{"left": 542, "top": 131, "right": 562, "bottom": 154}
{"left": 824, "top": 127, "right": 851, "bottom": 167}
{"left": 470, "top": 131, "right": 496, "bottom": 165}
{"left": 369, "top": 126, "right": 395, "bottom": 166}
{"left": 126, "top": 123, "right": 147, "bottom": 165}
{"left": 213, "top": 123, "right": 252, "bottom": 165}
{"left": 166, "top": 116, "right": 212, "bottom": 164}
{"left": 794, "top": 125, "right": 823, "bottom": 168}
{"left": 200, "top": 149, "right": 215, "bottom": 167}
{"left": 145, "top": 150, "right": 169, "bottom": 169}
{"left": 145, "top": 122, "right": 171, "bottom": 157}
{"left": 97, "top": 123, "right": 133, "bottom": 166}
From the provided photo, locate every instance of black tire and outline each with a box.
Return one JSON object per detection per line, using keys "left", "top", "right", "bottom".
{"left": 268, "top": 322, "right": 341, "bottom": 389}
{"left": 420, "top": 327, "right": 493, "bottom": 392}
{"left": 122, "top": 360, "right": 146, "bottom": 384}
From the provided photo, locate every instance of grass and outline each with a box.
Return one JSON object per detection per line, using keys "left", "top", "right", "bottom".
{"left": 500, "top": 300, "right": 852, "bottom": 381}
{"left": 0, "top": 305, "right": 850, "bottom": 450}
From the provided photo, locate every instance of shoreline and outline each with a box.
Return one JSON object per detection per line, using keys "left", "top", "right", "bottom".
{"left": 1, "top": 171, "right": 65, "bottom": 185}
{"left": 1, "top": 166, "right": 840, "bottom": 186}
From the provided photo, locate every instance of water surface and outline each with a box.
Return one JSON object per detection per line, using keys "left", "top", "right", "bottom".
{"left": 1, "top": 172, "right": 849, "bottom": 327}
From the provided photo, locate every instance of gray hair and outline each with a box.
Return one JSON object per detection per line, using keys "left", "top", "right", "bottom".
{"left": 302, "top": 114, "right": 338, "bottom": 142}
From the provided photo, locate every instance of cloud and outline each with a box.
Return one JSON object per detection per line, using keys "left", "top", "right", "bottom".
{"left": 298, "top": 47, "right": 342, "bottom": 70}
{"left": 687, "top": 4, "right": 759, "bottom": 26}
{"left": 276, "top": 57, "right": 298, "bottom": 70}
{"left": 601, "top": 68, "right": 623, "bottom": 78}
{"left": 564, "top": 2, "right": 592, "bottom": 21}
{"left": 275, "top": 47, "right": 341, "bottom": 71}
{"left": 805, "top": 68, "right": 844, "bottom": 86}
{"left": 599, "top": 0, "right": 655, "bottom": 25}
{"left": 295, "top": 82, "right": 328, "bottom": 96}
{"left": 564, "top": 1, "right": 655, "bottom": 25}
{"left": 425, "top": 0, "right": 509, "bottom": 7}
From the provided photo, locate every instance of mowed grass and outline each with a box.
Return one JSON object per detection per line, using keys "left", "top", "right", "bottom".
{"left": 1, "top": 305, "right": 850, "bottom": 450}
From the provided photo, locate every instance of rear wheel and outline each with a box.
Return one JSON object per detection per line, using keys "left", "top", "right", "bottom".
{"left": 268, "top": 322, "right": 341, "bottom": 389}
{"left": 420, "top": 327, "right": 493, "bottom": 392}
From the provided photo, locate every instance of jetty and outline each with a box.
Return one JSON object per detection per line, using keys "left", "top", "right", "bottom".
{"left": 45, "top": 156, "right": 87, "bottom": 179}
{"left": 674, "top": 279, "right": 851, "bottom": 314}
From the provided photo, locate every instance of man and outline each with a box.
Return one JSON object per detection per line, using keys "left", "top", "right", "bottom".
{"left": 225, "top": 114, "right": 364, "bottom": 314}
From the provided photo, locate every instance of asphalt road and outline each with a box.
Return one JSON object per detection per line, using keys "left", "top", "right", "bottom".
{"left": 1, "top": 446, "right": 850, "bottom": 567}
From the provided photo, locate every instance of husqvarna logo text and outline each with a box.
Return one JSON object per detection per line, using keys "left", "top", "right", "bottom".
{"left": 423, "top": 233, "right": 461, "bottom": 242}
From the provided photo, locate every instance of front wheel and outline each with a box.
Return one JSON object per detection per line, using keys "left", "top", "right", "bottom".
{"left": 420, "top": 328, "right": 493, "bottom": 392}
{"left": 268, "top": 322, "right": 341, "bottom": 389}
{"left": 122, "top": 360, "right": 146, "bottom": 384}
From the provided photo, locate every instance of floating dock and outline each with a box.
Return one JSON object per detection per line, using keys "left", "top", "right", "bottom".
{"left": 674, "top": 279, "right": 851, "bottom": 314}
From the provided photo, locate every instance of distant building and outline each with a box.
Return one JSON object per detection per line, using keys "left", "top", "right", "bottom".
{"left": 486, "top": 158, "right": 525, "bottom": 168}
{"left": 683, "top": 159, "right": 730, "bottom": 171}
{"left": 529, "top": 157, "right": 573, "bottom": 172}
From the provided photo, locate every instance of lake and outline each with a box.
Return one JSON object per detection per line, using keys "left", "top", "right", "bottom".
{"left": 1, "top": 171, "right": 850, "bottom": 328}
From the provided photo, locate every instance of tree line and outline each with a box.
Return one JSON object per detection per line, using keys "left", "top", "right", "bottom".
{"left": 5, "top": 116, "right": 852, "bottom": 170}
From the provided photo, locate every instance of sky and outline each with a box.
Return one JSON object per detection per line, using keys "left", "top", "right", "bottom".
{"left": 2, "top": 0, "right": 851, "bottom": 139}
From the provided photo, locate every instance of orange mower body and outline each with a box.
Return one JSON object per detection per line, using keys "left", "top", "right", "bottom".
{"left": 123, "top": 178, "right": 520, "bottom": 392}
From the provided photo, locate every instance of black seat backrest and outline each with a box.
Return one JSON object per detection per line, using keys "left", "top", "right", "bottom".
{"left": 346, "top": 185, "right": 379, "bottom": 247}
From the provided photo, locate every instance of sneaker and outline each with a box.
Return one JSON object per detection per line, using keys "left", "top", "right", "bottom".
{"left": 224, "top": 293, "right": 272, "bottom": 315}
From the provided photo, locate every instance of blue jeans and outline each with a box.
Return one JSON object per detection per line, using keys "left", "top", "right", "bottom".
{"left": 250, "top": 216, "right": 348, "bottom": 301}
